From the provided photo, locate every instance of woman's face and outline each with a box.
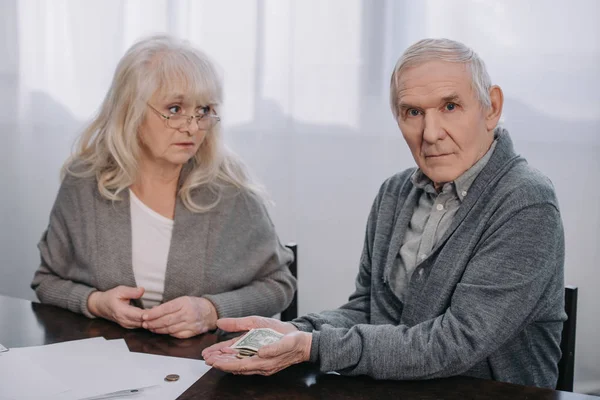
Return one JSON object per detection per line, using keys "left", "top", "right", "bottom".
{"left": 138, "top": 92, "right": 214, "bottom": 168}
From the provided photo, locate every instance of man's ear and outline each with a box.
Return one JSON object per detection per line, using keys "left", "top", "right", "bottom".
{"left": 486, "top": 85, "right": 504, "bottom": 131}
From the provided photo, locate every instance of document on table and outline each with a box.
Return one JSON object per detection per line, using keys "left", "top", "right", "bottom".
{"left": 0, "top": 337, "right": 211, "bottom": 400}
{"left": 0, "top": 350, "right": 70, "bottom": 400}
{"left": 103, "top": 342, "right": 211, "bottom": 400}
{"left": 8, "top": 337, "right": 156, "bottom": 400}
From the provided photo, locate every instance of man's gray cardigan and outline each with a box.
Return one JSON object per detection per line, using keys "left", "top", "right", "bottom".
{"left": 32, "top": 169, "right": 296, "bottom": 319}
{"left": 293, "top": 129, "right": 566, "bottom": 389}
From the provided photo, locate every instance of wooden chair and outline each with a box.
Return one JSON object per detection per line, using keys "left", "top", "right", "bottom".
{"left": 556, "top": 286, "right": 578, "bottom": 392}
{"left": 280, "top": 243, "right": 298, "bottom": 321}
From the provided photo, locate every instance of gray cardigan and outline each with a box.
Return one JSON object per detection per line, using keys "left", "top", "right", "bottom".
{"left": 292, "top": 129, "right": 566, "bottom": 389}
{"left": 32, "top": 168, "right": 296, "bottom": 320}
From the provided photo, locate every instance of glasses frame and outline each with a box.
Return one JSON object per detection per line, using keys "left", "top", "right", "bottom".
{"left": 147, "top": 103, "right": 220, "bottom": 130}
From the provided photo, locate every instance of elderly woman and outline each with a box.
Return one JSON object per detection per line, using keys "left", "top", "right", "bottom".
{"left": 31, "top": 35, "right": 296, "bottom": 339}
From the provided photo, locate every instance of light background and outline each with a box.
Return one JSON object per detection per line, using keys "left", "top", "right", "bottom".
{"left": 0, "top": 0, "right": 598, "bottom": 392}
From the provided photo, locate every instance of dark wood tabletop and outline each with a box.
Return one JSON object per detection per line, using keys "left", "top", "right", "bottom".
{"left": 0, "top": 294, "right": 596, "bottom": 400}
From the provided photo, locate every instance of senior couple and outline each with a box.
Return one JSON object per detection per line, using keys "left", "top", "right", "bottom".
{"left": 32, "top": 34, "right": 565, "bottom": 389}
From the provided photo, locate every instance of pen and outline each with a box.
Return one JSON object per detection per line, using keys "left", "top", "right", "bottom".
{"left": 81, "top": 386, "right": 156, "bottom": 400}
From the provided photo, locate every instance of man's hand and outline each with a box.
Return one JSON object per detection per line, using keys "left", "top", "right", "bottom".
{"left": 201, "top": 316, "right": 298, "bottom": 360}
{"left": 87, "top": 286, "right": 145, "bottom": 329}
{"left": 204, "top": 330, "right": 312, "bottom": 376}
{"left": 141, "top": 296, "right": 218, "bottom": 339}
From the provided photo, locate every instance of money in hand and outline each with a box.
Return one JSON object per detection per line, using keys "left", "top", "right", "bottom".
{"left": 231, "top": 328, "right": 284, "bottom": 358}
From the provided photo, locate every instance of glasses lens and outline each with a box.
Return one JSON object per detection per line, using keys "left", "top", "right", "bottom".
{"left": 166, "top": 114, "right": 219, "bottom": 130}
{"left": 197, "top": 116, "right": 217, "bottom": 130}
{"left": 166, "top": 115, "right": 187, "bottom": 129}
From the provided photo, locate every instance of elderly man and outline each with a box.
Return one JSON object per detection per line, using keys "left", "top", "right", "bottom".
{"left": 203, "top": 38, "right": 566, "bottom": 389}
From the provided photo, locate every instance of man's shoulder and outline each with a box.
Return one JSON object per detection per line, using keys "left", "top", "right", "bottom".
{"left": 493, "top": 160, "right": 559, "bottom": 208}
{"left": 377, "top": 168, "right": 417, "bottom": 198}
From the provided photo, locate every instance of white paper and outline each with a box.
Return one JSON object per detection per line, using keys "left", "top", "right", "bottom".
{"left": 2, "top": 338, "right": 211, "bottom": 400}
{"left": 0, "top": 351, "right": 70, "bottom": 400}
{"left": 11, "top": 338, "right": 156, "bottom": 400}
{"left": 113, "top": 353, "right": 210, "bottom": 399}
{"left": 84, "top": 340, "right": 211, "bottom": 400}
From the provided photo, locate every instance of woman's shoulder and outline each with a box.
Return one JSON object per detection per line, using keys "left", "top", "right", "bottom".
{"left": 189, "top": 180, "right": 267, "bottom": 216}
{"left": 58, "top": 160, "right": 99, "bottom": 200}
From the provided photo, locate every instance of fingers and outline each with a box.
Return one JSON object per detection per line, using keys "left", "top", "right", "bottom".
{"left": 201, "top": 337, "right": 240, "bottom": 359}
{"left": 205, "top": 352, "right": 251, "bottom": 368}
{"left": 91, "top": 286, "right": 145, "bottom": 328}
{"left": 216, "top": 316, "right": 266, "bottom": 333}
{"left": 145, "top": 319, "right": 199, "bottom": 339}
{"left": 208, "top": 332, "right": 312, "bottom": 375}
{"left": 147, "top": 321, "right": 188, "bottom": 335}
{"left": 115, "top": 304, "right": 145, "bottom": 329}
{"left": 142, "top": 298, "right": 183, "bottom": 321}
{"left": 116, "top": 286, "right": 145, "bottom": 300}
{"left": 143, "top": 310, "right": 183, "bottom": 330}
{"left": 257, "top": 341, "right": 287, "bottom": 358}
{"left": 257, "top": 334, "right": 298, "bottom": 358}
{"left": 205, "top": 353, "right": 280, "bottom": 376}
{"left": 216, "top": 317, "right": 298, "bottom": 335}
{"left": 141, "top": 297, "right": 210, "bottom": 338}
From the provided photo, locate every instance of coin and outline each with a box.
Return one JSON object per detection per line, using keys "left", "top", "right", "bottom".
{"left": 164, "top": 374, "right": 180, "bottom": 382}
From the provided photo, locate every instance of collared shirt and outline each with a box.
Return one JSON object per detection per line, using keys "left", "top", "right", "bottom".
{"left": 389, "top": 139, "right": 498, "bottom": 301}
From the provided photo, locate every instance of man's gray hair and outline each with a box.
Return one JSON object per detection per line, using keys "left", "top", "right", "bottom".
{"left": 390, "top": 38, "right": 492, "bottom": 117}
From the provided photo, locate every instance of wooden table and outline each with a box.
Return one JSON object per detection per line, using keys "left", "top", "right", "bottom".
{"left": 0, "top": 294, "right": 596, "bottom": 399}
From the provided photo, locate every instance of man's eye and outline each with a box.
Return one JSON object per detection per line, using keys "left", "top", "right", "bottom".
{"left": 408, "top": 109, "right": 421, "bottom": 117}
{"left": 168, "top": 105, "right": 182, "bottom": 114}
{"left": 445, "top": 102, "right": 457, "bottom": 111}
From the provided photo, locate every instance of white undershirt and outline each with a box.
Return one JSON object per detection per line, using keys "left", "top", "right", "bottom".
{"left": 130, "top": 189, "right": 173, "bottom": 309}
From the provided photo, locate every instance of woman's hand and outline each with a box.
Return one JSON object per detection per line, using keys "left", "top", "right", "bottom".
{"left": 87, "top": 286, "right": 145, "bottom": 329}
{"left": 141, "top": 296, "right": 218, "bottom": 339}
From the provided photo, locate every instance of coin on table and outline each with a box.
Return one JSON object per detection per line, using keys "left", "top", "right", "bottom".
{"left": 164, "top": 374, "right": 180, "bottom": 382}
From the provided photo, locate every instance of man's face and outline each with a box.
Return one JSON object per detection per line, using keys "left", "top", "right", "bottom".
{"left": 394, "top": 61, "right": 496, "bottom": 186}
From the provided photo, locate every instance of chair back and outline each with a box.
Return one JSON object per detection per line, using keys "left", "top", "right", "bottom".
{"left": 280, "top": 243, "right": 298, "bottom": 321}
{"left": 556, "top": 286, "right": 578, "bottom": 392}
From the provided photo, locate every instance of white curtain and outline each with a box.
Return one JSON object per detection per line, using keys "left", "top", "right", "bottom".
{"left": 1, "top": 0, "right": 598, "bottom": 392}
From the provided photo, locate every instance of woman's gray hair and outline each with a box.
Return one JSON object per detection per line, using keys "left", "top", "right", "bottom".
{"left": 390, "top": 38, "right": 493, "bottom": 117}
{"left": 64, "top": 34, "right": 265, "bottom": 212}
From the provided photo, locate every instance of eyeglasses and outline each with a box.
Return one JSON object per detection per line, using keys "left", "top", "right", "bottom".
{"left": 147, "top": 103, "right": 220, "bottom": 131}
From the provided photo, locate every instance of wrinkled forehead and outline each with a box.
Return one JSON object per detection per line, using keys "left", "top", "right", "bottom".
{"left": 395, "top": 61, "right": 474, "bottom": 103}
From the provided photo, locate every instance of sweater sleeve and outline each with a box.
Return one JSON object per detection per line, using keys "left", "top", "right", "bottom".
{"left": 202, "top": 191, "right": 296, "bottom": 318}
{"left": 309, "top": 203, "right": 564, "bottom": 379}
{"left": 31, "top": 178, "right": 97, "bottom": 318}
